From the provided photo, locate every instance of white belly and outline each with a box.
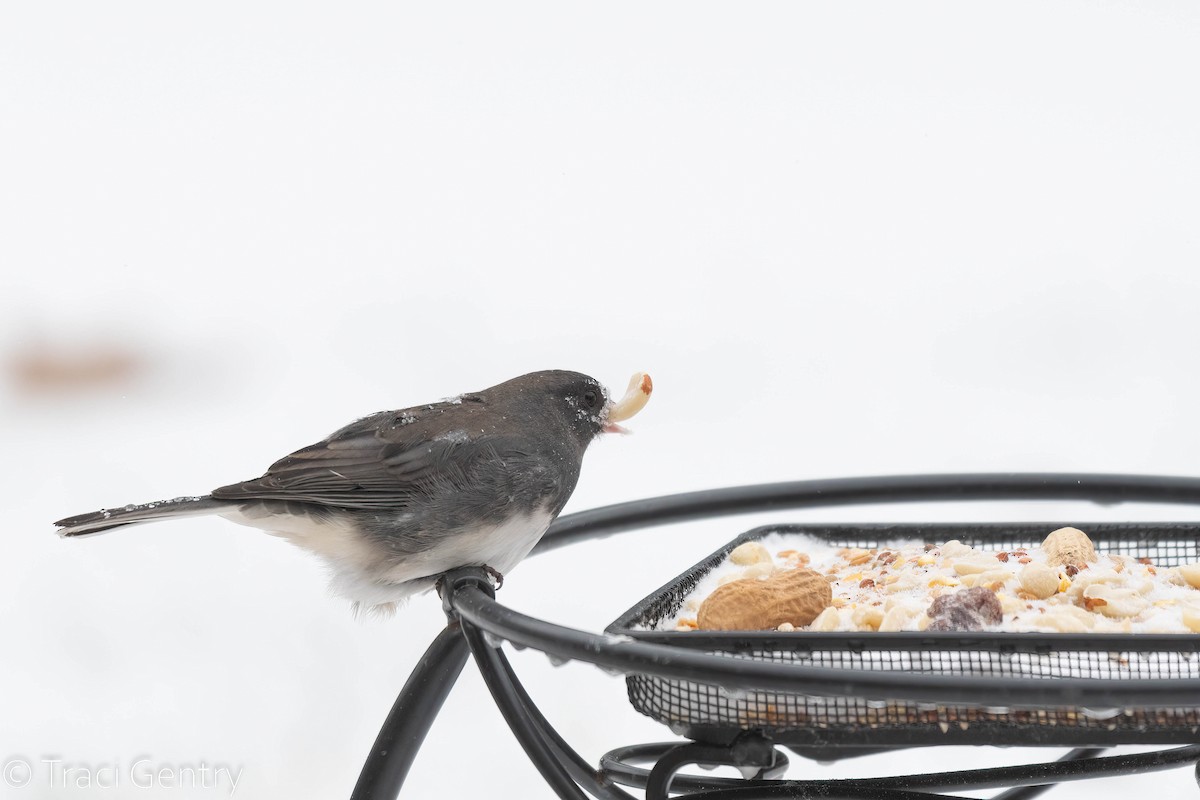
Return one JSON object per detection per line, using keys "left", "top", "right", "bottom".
{"left": 221, "top": 506, "right": 553, "bottom": 614}
{"left": 387, "top": 508, "right": 554, "bottom": 583}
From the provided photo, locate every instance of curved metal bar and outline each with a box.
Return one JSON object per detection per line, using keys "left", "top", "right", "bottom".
{"left": 448, "top": 584, "right": 1200, "bottom": 706}
{"left": 644, "top": 736, "right": 783, "bottom": 800}
{"left": 598, "top": 742, "right": 1194, "bottom": 799}
{"left": 990, "top": 748, "right": 1107, "bottom": 800}
{"left": 644, "top": 747, "right": 1200, "bottom": 799}
{"left": 600, "top": 742, "right": 781, "bottom": 793}
{"left": 678, "top": 783, "right": 941, "bottom": 800}
{"left": 644, "top": 743, "right": 726, "bottom": 800}
{"left": 493, "top": 652, "right": 635, "bottom": 800}
{"left": 350, "top": 621, "right": 470, "bottom": 800}
{"left": 598, "top": 743, "right": 1109, "bottom": 795}
{"left": 536, "top": 473, "right": 1200, "bottom": 555}
{"left": 827, "top": 746, "right": 1131, "bottom": 793}
{"left": 461, "top": 620, "right": 592, "bottom": 800}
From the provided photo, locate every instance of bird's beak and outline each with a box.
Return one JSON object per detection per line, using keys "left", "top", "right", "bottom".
{"left": 603, "top": 372, "right": 652, "bottom": 434}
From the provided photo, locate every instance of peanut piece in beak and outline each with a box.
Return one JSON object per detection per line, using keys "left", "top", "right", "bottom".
{"left": 606, "top": 372, "right": 653, "bottom": 423}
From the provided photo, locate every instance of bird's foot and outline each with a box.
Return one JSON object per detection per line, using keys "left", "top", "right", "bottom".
{"left": 482, "top": 565, "right": 505, "bottom": 590}
{"left": 434, "top": 566, "right": 502, "bottom": 600}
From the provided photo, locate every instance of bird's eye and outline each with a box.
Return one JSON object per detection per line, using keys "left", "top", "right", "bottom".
{"left": 582, "top": 390, "right": 599, "bottom": 409}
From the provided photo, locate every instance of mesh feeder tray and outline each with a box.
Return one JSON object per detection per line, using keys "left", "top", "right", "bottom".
{"left": 607, "top": 522, "right": 1200, "bottom": 755}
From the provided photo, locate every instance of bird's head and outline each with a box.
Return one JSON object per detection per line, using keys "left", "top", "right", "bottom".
{"left": 486, "top": 370, "right": 653, "bottom": 447}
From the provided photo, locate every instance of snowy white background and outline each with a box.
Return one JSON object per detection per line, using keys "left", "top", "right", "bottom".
{"left": 4, "top": 2, "right": 1200, "bottom": 797}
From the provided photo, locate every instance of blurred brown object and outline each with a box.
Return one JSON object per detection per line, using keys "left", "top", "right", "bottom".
{"left": 8, "top": 341, "right": 142, "bottom": 393}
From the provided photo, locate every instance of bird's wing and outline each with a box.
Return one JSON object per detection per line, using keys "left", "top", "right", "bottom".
{"left": 212, "top": 421, "right": 507, "bottom": 511}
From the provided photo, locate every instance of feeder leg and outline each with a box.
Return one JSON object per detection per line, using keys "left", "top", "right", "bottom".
{"left": 350, "top": 621, "right": 470, "bottom": 800}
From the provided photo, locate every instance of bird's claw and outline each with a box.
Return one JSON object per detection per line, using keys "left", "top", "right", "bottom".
{"left": 483, "top": 565, "right": 504, "bottom": 589}
{"left": 434, "top": 566, "right": 503, "bottom": 599}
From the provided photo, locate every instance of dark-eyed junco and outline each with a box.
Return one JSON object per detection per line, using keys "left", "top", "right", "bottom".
{"left": 55, "top": 370, "right": 652, "bottom": 614}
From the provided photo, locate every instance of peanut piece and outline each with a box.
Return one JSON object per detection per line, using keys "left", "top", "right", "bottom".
{"left": 1182, "top": 605, "right": 1200, "bottom": 633}
{"left": 976, "top": 569, "right": 1013, "bottom": 589}
{"left": 1033, "top": 605, "right": 1096, "bottom": 632}
{"left": 847, "top": 549, "right": 873, "bottom": 566}
{"left": 698, "top": 568, "right": 832, "bottom": 630}
{"left": 808, "top": 606, "right": 842, "bottom": 631}
{"left": 607, "top": 372, "right": 652, "bottom": 422}
{"left": 939, "top": 540, "right": 977, "bottom": 559}
{"left": 997, "top": 593, "right": 1025, "bottom": 615}
{"left": 884, "top": 575, "right": 920, "bottom": 593}
{"left": 1178, "top": 563, "right": 1200, "bottom": 589}
{"left": 729, "top": 541, "right": 773, "bottom": 566}
{"left": 852, "top": 606, "right": 884, "bottom": 630}
{"left": 741, "top": 563, "right": 778, "bottom": 581}
{"left": 1081, "top": 584, "right": 1149, "bottom": 619}
{"left": 877, "top": 606, "right": 912, "bottom": 632}
{"left": 1066, "top": 567, "right": 1124, "bottom": 599}
{"left": 1042, "top": 527, "right": 1098, "bottom": 568}
{"left": 1019, "top": 563, "right": 1060, "bottom": 599}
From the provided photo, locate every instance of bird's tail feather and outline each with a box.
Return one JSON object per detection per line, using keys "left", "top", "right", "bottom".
{"left": 55, "top": 495, "right": 233, "bottom": 537}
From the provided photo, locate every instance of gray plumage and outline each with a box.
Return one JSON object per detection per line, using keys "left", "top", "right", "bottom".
{"left": 56, "top": 370, "right": 627, "bottom": 614}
